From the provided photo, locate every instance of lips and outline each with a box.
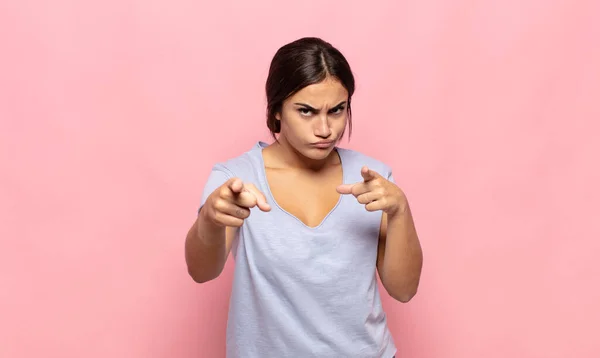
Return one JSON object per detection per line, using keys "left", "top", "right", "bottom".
{"left": 311, "top": 141, "right": 335, "bottom": 149}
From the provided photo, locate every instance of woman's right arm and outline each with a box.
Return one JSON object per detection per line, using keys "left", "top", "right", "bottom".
{"left": 185, "top": 177, "right": 270, "bottom": 283}
{"left": 185, "top": 208, "right": 237, "bottom": 283}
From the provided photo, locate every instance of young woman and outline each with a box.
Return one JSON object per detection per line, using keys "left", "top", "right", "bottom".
{"left": 185, "top": 37, "right": 423, "bottom": 358}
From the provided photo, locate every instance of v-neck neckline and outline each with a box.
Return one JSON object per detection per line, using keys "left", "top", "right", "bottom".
{"left": 256, "top": 141, "right": 346, "bottom": 230}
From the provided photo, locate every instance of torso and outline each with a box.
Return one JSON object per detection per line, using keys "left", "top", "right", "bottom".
{"left": 208, "top": 142, "right": 397, "bottom": 358}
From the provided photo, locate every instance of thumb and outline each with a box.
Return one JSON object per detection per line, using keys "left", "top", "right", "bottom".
{"left": 336, "top": 184, "right": 354, "bottom": 195}
{"left": 244, "top": 183, "right": 271, "bottom": 212}
{"left": 255, "top": 192, "right": 272, "bottom": 212}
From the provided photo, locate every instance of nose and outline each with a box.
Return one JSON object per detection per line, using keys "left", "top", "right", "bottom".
{"left": 314, "top": 115, "right": 332, "bottom": 139}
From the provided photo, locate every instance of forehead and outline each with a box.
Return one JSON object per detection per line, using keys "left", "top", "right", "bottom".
{"left": 289, "top": 77, "right": 349, "bottom": 103}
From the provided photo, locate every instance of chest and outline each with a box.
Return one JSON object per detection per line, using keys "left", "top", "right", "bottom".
{"left": 265, "top": 165, "right": 342, "bottom": 228}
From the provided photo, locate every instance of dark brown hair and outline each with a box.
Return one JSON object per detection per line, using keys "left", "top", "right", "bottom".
{"left": 265, "top": 37, "right": 355, "bottom": 140}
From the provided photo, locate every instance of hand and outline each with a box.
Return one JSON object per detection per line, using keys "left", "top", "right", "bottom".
{"left": 336, "top": 166, "right": 407, "bottom": 216}
{"left": 203, "top": 178, "right": 271, "bottom": 227}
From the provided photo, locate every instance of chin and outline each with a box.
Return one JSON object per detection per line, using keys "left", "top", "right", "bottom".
{"left": 303, "top": 146, "right": 335, "bottom": 160}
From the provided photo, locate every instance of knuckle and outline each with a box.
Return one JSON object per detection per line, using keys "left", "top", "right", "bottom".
{"left": 232, "top": 218, "right": 244, "bottom": 227}
{"left": 235, "top": 208, "right": 250, "bottom": 219}
{"left": 237, "top": 194, "right": 252, "bottom": 207}
{"left": 213, "top": 212, "right": 225, "bottom": 224}
{"left": 214, "top": 199, "right": 228, "bottom": 212}
{"left": 219, "top": 186, "right": 230, "bottom": 197}
{"left": 243, "top": 194, "right": 258, "bottom": 207}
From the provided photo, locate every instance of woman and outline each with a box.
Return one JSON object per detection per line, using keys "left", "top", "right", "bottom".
{"left": 185, "top": 37, "right": 423, "bottom": 358}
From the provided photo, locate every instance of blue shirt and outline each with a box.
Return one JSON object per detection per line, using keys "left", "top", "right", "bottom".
{"left": 200, "top": 141, "right": 397, "bottom": 358}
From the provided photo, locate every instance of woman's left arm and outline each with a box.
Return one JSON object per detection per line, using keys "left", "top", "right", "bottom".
{"left": 376, "top": 204, "right": 423, "bottom": 303}
{"left": 337, "top": 166, "right": 423, "bottom": 303}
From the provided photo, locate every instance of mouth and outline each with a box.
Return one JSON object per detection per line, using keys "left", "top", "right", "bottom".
{"left": 310, "top": 140, "right": 335, "bottom": 149}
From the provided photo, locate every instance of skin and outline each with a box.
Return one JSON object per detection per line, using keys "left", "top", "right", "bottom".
{"left": 185, "top": 76, "right": 423, "bottom": 302}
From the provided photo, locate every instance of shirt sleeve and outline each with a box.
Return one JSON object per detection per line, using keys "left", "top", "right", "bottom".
{"left": 385, "top": 164, "right": 396, "bottom": 184}
{"left": 198, "top": 164, "right": 233, "bottom": 213}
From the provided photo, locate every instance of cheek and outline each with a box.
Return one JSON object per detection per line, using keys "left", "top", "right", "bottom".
{"left": 281, "top": 113, "right": 308, "bottom": 138}
{"left": 334, "top": 116, "right": 348, "bottom": 131}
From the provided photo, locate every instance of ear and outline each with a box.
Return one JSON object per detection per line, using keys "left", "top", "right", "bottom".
{"left": 275, "top": 112, "right": 281, "bottom": 121}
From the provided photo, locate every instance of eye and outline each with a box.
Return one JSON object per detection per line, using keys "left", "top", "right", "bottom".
{"left": 330, "top": 106, "right": 345, "bottom": 115}
{"left": 298, "top": 108, "right": 313, "bottom": 116}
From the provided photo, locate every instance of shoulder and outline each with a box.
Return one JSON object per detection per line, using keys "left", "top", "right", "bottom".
{"left": 209, "top": 142, "right": 263, "bottom": 179}
{"left": 337, "top": 147, "right": 393, "bottom": 178}
{"left": 199, "top": 143, "right": 263, "bottom": 204}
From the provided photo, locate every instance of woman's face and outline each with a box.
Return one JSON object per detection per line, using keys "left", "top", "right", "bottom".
{"left": 276, "top": 77, "right": 349, "bottom": 161}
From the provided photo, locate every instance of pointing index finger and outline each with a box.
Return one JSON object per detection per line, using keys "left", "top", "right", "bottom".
{"left": 228, "top": 178, "right": 244, "bottom": 194}
{"left": 361, "top": 166, "right": 378, "bottom": 182}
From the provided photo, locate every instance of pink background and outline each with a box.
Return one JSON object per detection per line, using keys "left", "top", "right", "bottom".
{"left": 1, "top": 0, "right": 599, "bottom": 357}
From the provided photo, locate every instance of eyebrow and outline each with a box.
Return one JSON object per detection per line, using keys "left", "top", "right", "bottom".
{"left": 293, "top": 101, "right": 347, "bottom": 111}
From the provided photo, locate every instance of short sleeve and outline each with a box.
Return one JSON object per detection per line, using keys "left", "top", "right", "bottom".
{"left": 387, "top": 172, "right": 395, "bottom": 184}
{"left": 198, "top": 164, "right": 233, "bottom": 212}
{"left": 385, "top": 164, "right": 395, "bottom": 184}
